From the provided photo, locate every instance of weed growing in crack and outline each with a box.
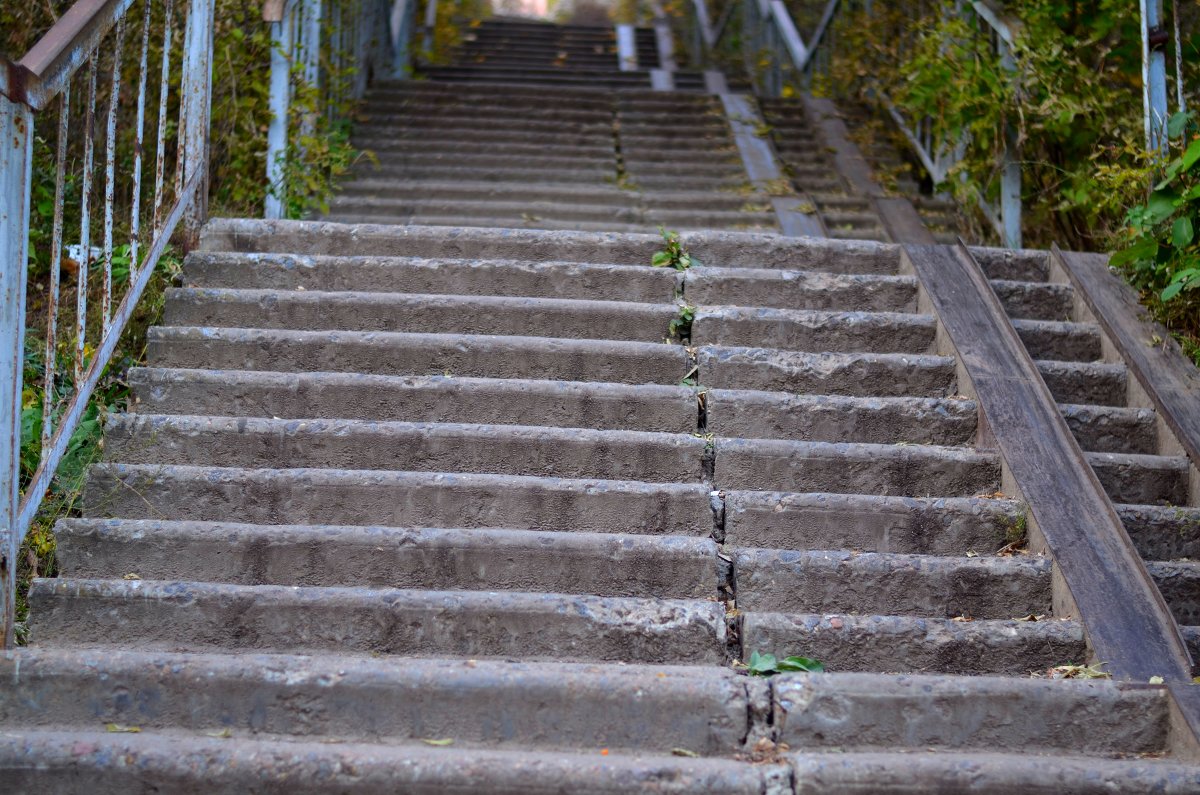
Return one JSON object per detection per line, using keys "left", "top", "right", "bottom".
{"left": 669, "top": 305, "right": 696, "bottom": 343}
{"left": 652, "top": 227, "right": 698, "bottom": 271}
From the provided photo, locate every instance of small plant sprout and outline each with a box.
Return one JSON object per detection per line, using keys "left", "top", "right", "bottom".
{"left": 668, "top": 304, "right": 696, "bottom": 342}
{"left": 652, "top": 227, "right": 698, "bottom": 271}
{"left": 746, "top": 650, "right": 825, "bottom": 676}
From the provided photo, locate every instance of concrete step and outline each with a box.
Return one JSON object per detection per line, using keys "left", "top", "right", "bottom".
{"left": 196, "top": 219, "right": 899, "bottom": 275}
{"left": 356, "top": 114, "right": 613, "bottom": 136}
{"left": 348, "top": 151, "right": 616, "bottom": 172}
{"left": 128, "top": 369, "right": 699, "bottom": 433}
{"left": 705, "top": 390, "right": 977, "bottom": 446}
{"left": 735, "top": 548, "right": 1051, "bottom": 619}
{"left": 147, "top": 327, "right": 692, "bottom": 385}
{"left": 83, "top": 464, "right": 715, "bottom": 534}
{"left": 356, "top": 126, "right": 614, "bottom": 147}
{"left": 0, "top": 730, "right": 784, "bottom": 794}
{"left": 28, "top": 579, "right": 727, "bottom": 662}
{"left": 1087, "top": 451, "right": 1190, "bottom": 505}
{"left": 327, "top": 197, "right": 642, "bottom": 225}
{"left": 725, "top": 491, "right": 1023, "bottom": 554}
{"left": 348, "top": 164, "right": 614, "bottom": 185}
{"left": 1119, "top": 503, "right": 1200, "bottom": 561}
{"left": 336, "top": 179, "right": 635, "bottom": 204}
{"left": 359, "top": 104, "right": 612, "bottom": 124}
{"left": 683, "top": 267, "right": 917, "bottom": 312}
{"left": 1061, "top": 403, "right": 1157, "bottom": 455}
{"left": 104, "top": 415, "right": 707, "bottom": 483}
{"left": 713, "top": 438, "right": 999, "bottom": 497}
{"left": 326, "top": 213, "right": 653, "bottom": 234}
{"left": 645, "top": 209, "right": 775, "bottom": 229}
{"left": 422, "top": 69, "right": 650, "bottom": 88}
{"left": 697, "top": 346, "right": 957, "bottom": 397}
{"left": 974, "top": 248, "right": 1051, "bottom": 282}
{"left": 1037, "top": 359, "right": 1128, "bottom": 407}
{"left": 773, "top": 672, "right": 1168, "bottom": 756}
{"left": 1011, "top": 318, "right": 1102, "bottom": 361}
{"left": 182, "top": 252, "right": 674, "bottom": 302}
{"left": 349, "top": 137, "right": 616, "bottom": 159}
{"left": 0, "top": 650, "right": 749, "bottom": 754}
{"left": 740, "top": 611, "right": 1085, "bottom": 675}
{"left": 371, "top": 79, "right": 617, "bottom": 104}
{"left": 789, "top": 751, "right": 1200, "bottom": 793}
{"left": 163, "top": 289, "right": 678, "bottom": 342}
{"left": 691, "top": 307, "right": 937, "bottom": 354}
{"left": 55, "top": 519, "right": 716, "bottom": 598}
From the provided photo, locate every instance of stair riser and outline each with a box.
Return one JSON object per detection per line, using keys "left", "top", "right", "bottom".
{"left": 725, "top": 492, "right": 1022, "bottom": 557}
{"left": 104, "top": 416, "right": 708, "bottom": 484}
{"left": 736, "top": 550, "right": 1051, "bottom": 619}
{"left": 148, "top": 328, "right": 692, "bottom": 386}
{"left": 773, "top": 675, "right": 1168, "bottom": 755}
{"left": 706, "top": 391, "right": 977, "bottom": 446}
{"left": 130, "top": 370, "right": 698, "bottom": 432}
{"left": 84, "top": 466, "right": 715, "bottom": 535}
{"left": 0, "top": 652, "right": 748, "bottom": 755}
{"left": 697, "top": 348, "right": 958, "bottom": 398}
{"left": 29, "top": 580, "right": 727, "bottom": 664}
{"left": 1062, "top": 404, "right": 1157, "bottom": 455}
{"left": 328, "top": 198, "right": 642, "bottom": 225}
{"left": 1090, "top": 456, "right": 1189, "bottom": 505}
{"left": 714, "top": 440, "right": 1000, "bottom": 497}
{"left": 56, "top": 521, "right": 717, "bottom": 599}
{"left": 692, "top": 310, "right": 937, "bottom": 355}
{"left": 183, "top": 254, "right": 677, "bottom": 303}
{"left": 1038, "top": 361, "right": 1127, "bottom": 407}
{"left": 1013, "top": 320, "right": 1102, "bottom": 362}
{"left": 684, "top": 270, "right": 917, "bottom": 313}
{"left": 990, "top": 280, "right": 1075, "bottom": 322}
{"left": 740, "top": 613, "right": 1086, "bottom": 676}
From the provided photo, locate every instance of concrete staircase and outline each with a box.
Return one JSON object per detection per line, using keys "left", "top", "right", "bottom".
{"left": 3, "top": 221, "right": 1199, "bottom": 791}
{"left": 4, "top": 16, "right": 1200, "bottom": 795}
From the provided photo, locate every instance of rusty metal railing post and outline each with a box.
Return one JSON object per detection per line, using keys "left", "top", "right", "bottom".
{"left": 181, "top": 0, "right": 215, "bottom": 249}
{"left": 0, "top": 95, "right": 33, "bottom": 648}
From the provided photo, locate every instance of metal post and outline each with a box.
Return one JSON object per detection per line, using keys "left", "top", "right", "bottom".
{"left": 181, "top": 0, "right": 215, "bottom": 249}
{"left": 616, "top": 24, "right": 638, "bottom": 71}
{"left": 0, "top": 96, "right": 33, "bottom": 648}
{"left": 998, "top": 37, "right": 1021, "bottom": 249}
{"left": 299, "top": 0, "right": 322, "bottom": 142}
{"left": 1141, "top": 0, "right": 1170, "bottom": 153}
{"left": 422, "top": 0, "right": 438, "bottom": 62}
{"left": 266, "top": 5, "right": 295, "bottom": 219}
{"left": 390, "top": 0, "right": 412, "bottom": 76}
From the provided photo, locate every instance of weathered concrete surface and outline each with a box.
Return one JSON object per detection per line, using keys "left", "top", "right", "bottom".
{"left": 129, "top": 368, "right": 700, "bottom": 433}
{"left": 1086, "top": 451, "right": 1190, "bottom": 505}
{"left": 697, "top": 347, "right": 956, "bottom": 397}
{"left": 705, "top": 391, "right": 977, "bottom": 446}
{"left": 147, "top": 327, "right": 692, "bottom": 385}
{"left": 184, "top": 252, "right": 678, "bottom": 303}
{"left": 1060, "top": 403, "right": 1157, "bottom": 455}
{"left": 83, "top": 464, "right": 715, "bottom": 534}
{"left": 0, "top": 731, "right": 790, "bottom": 794}
{"left": 104, "top": 415, "right": 708, "bottom": 483}
{"left": 1011, "top": 317, "right": 1102, "bottom": 362}
{"left": 164, "top": 289, "right": 679, "bottom": 342}
{"left": 790, "top": 752, "right": 1200, "bottom": 794}
{"left": 723, "top": 492, "right": 1020, "bottom": 554}
{"left": 55, "top": 520, "right": 718, "bottom": 598}
{"left": 0, "top": 651, "right": 747, "bottom": 752}
{"left": 989, "top": 278, "right": 1074, "bottom": 321}
{"left": 772, "top": 673, "right": 1168, "bottom": 754}
{"left": 692, "top": 307, "right": 936, "bottom": 354}
{"left": 735, "top": 549, "right": 1051, "bottom": 619}
{"left": 1036, "top": 359, "right": 1128, "bottom": 407}
{"left": 740, "top": 612, "right": 1086, "bottom": 675}
{"left": 1118, "top": 504, "right": 1200, "bottom": 561}
{"left": 29, "top": 579, "right": 727, "bottom": 663}
{"left": 199, "top": 218, "right": 901, "bottom": 274}
{"left": 714, "top": 439, "right": 1000, "bottom": 497}
{"left": 683, "top": 268, "right": 916, "bottom": 313}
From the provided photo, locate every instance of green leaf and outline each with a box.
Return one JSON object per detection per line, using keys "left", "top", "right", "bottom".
{"left": 747, "top": 651, "right": 778, "bottom": 675}
{"left": 1168, "top": 111, "right": 1193, "bottom": 138}
{"left": 1162, "top": 281, "right": 1185, "bottom": 301}
{"left": 1146, "top": 191, "right": 1179, "bottom": 225}
{"left": 651, "top": 251, "right": 671, "bottom": 268}
{"left": 1110, "top": 236, "right": 1159, "bottom": 267}
{"left": 421, "top": 738, "right": 454, "bottom": 746}
{"left": 1182, "top": 139, "right": 1200, "bottom": 174}
{"left": 777, "top": 656, "right": 826, "bottom": 673}
{"left": 1173, "top": 217, "right": 1195, "bottom": 248}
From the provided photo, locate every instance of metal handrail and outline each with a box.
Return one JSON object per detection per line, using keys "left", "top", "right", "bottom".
{"left": 0, "top": 0, "right": 215, "bottom": 646}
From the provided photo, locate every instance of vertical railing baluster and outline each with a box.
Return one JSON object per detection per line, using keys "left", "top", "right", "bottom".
{"left": 266, "top": 1, "right": 297, "bottom": 219}
{"left": 77, "top": 61, "right": 99, "bottom": 384}
{"left": 154, "top": 0, "right": 177, "bottom": 235}
{"left": 131, "top": 0, "right": 153, "bottom": 273}
{"left": 102, "top": 18, "right": 127, "bottom": 337}
{"left": 181, "top": 0, "right": 216, "bottom": 248}
{"left": 42, "top": 90, "right": 71, "bottom": 461}
{"left": 0, "top": 92, "right": 34, "bottom": 648}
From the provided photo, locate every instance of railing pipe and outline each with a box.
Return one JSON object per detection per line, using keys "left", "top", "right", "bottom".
{"left": 0, "top": 99, "right": 33, "bottom": 647}
{"left": 1141, "top": 0, "right": 1170, "bottom": 152}
{"left": 265, "top": 0, "right": 298, "bottom": 219}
